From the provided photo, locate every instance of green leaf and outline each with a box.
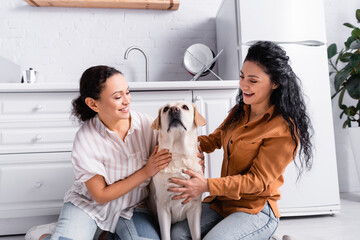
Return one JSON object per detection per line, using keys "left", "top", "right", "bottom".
{"left": 350, "top": 39, "right": 360, "bottom": 49}
{"left": 340, "top": 104, "right": 347, "bottom": 110}
{"left": 345, "top": 74, "right": 360, "bottom": 99}
{"left": 339, "top": 52, "right": 353, "bottom": 63}
{"left": 349, "top": 106, "right": 358, "bottom": 116}
{"left": 342, "top": 118, "right": 351, "bottom": 128}
{"left": 345, "top": 36, "right": 356, "bottom": 49}
{"left": 344, "top": 106, "right": 357, "bottom": 116}
{"left": 356, "top": 9, "right": 360, "bottom": 22}
{"left": 331, "top": 86, "right": 344, "bottom": 99}
{"left": 327, "top": 43, "right": 337, "bottom": 59}
{"left": 334, "top": 66, "right": 351, "bottom": 90}
{"left": 344, "top": 22, "right": 356, "bottom": 28}
{"left": 351, "top": 28, "right": 360, "bottom": 39}
{"left": 338, "top": 88, "right": 346, "bottom": 108}
{"left": 348, "top": 118, "right": 352, "bottom": 127}
{"left": 340, "top": 110, "right": 346, "bottom": 119}
{"left": 349, "top": 53, "right": 360, "bottom": 67}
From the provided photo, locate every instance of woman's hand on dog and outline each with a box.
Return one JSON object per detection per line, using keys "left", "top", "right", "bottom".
{"left": 168, "top": 169, "right": 209, "bottom": 204}
{"left": 144, "top": 146, "right": 172, "bottom": 178}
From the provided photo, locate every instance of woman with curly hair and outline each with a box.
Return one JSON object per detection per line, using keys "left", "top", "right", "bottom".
{"left": 169, "top": 41, "right": 313, "bottom": 240}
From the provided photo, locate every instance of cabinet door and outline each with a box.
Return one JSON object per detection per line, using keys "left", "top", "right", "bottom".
{"left": 193, "top": 89, "right": 238, "bottom": 179}
{"left": 130, "top": 90, "right": 192, "bottom": 119}
{"left": 0, "top": 152, "right": 74, "bottom": 219}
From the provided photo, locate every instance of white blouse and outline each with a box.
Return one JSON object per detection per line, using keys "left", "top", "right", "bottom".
{"left": 64, "top": 111, "right": 157, "bottom": 232}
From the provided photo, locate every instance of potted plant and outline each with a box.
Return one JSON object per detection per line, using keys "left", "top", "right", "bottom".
{"left": 327, "top": 8, "right": 360, "bottom": 183}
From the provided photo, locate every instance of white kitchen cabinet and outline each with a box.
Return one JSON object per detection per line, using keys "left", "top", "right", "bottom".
{"left": 0, "top": 81, "right": 239, "bottom": 235}
{"left": 0, "top": 88, "right": 80, "bottom": 235}
{"left": 130, "top": 90, "right": 193, "bottom": 118}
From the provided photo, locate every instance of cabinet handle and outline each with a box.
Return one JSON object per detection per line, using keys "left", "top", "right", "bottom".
{"left": 34, "top": 182, "right": 42, "bottom": 188}
{"left": 36, "top": 134, "right": 43, "bottom": 141}
{"left": 195, "top": 96, "right": 203, "bottom": 101}
{"left": 35, "top": 104, "right": 43, "bottom": 110}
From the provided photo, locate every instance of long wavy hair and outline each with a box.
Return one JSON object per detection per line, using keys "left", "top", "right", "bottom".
{"left": 72, "top": 65, "right": 122, "bottom": 122}
{"left": 222, "top": 41, "right": 313, "bottom": 177}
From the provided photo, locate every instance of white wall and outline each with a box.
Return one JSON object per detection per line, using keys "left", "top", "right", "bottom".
{"left": 324, "top": 0, "right": 360, "bottom": 192}
{"left": 0, "top": 0, "right": 221, "bottom": 83}
{"left": 1, "top": 0, "right": 359, "bottom": 192}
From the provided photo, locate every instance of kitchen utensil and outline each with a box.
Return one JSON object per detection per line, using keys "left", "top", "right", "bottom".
{"left": 21, "top": 68, "right": 38, "bottom": 84}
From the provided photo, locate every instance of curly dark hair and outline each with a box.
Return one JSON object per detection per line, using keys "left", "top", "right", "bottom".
{"left": 222, "top": 41, "right": 313, "bottom": 177}
{"left": 72, "top": 65, "right": 122, "bottom": 122}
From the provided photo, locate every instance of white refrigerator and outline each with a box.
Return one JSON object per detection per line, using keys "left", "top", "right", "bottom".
{"left": 216, "top": 0, "right": 340, "bottom": 216}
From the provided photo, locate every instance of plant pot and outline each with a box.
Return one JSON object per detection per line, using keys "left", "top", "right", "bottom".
{"left": 347, "top": 127, "right": 360, "bottom": 184}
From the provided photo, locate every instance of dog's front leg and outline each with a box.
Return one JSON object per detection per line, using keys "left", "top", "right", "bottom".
{"left": 157, "top": 204, "right": 172, "bottom": 240}
{"left": 186, "top": 201, "right": 202, "bottom": 240}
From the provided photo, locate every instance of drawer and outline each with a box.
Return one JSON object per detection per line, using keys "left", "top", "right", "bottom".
{"left": 0, "top": 152, "right": 74, "bottom": 205}
{"left": 0, "top": 125, "right": 79, "bottom": 154}
{"left": 0, "top": 92, "right": 78, "bottom": 122}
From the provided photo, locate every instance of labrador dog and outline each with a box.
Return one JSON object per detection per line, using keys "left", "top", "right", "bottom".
{"left": 150, "top": 101, "right": 206, "bottom": 240}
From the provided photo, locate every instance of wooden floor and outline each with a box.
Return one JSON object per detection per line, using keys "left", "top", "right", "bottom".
{"left": 1, "top": 192, "right": 360, "bottom": 240}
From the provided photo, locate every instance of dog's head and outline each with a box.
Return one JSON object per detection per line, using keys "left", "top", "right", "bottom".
{"left": 151, "top": 101, "right": 206, "bottom": 132}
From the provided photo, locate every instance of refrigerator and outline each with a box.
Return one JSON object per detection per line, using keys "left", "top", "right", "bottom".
{"left": 216, "top": 0, "right": 340, "bottom": 217}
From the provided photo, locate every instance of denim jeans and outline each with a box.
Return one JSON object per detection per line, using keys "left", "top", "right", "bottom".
{"left": 42, "top": 202, "right": 98, "bottom": 240}
{"left": 171, "top": 202, "right": 279, "bottom": 240}
{"left": 108, "top": 207, "right": 160, "bottom": 240}
{"left": 44, "top": 202, "right": 160, "bottom": 240}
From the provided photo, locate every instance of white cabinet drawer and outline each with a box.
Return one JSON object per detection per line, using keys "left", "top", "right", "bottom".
{"left": 0, "top": 92, "right": 77, "bottom": 122}
{"left": 2, "top": 100, "right": 70, "bottom": 114}
{"left": 0, "top": 125, "right": 79, "bottom": 154}
{"left": 0, "top": 162, "right": 73, "bottom": 204}
{"left": 0, "top": 152, "right": 74, "bottom": 217}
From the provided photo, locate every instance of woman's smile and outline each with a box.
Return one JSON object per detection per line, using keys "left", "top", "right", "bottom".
{"left": 119, "top": 106, "right": 130, "bottom": 113}
{"left": 243, "top": 91, "right": 255, "bottom": 98}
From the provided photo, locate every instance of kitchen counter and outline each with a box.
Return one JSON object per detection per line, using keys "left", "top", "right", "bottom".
{"left": 0, "top": 80, "right": 239, "bottom": 92}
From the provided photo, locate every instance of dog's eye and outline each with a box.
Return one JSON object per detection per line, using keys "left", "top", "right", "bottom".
{"left": 163, "top": 107, "right": 169, "bottom": 112}
{"left": 182, "top": 105, "right": 189, "bottom": 110}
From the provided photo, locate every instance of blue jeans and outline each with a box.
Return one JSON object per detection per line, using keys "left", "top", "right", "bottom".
{"left": 171, "top": 202, "right": 279, "bottom": 240}
{"left": 43, "top": 202, "right": 98, "bottom": 240}
{"left": 44, "top": 202, "right": 160, "bottom": 240}
{"left": 108, "top": 207, "right": 160, "bottom": 240}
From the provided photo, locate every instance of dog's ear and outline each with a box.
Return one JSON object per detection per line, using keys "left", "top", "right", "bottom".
{"left": 151, "top": 108, "right": 162, "bottom": 130}
{"left": 193, "top": 104, "right": 207, "bottom": 127}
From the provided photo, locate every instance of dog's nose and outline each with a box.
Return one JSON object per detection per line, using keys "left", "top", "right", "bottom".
{"left": 169, "top": 106, "right": 180, "bottom": 113}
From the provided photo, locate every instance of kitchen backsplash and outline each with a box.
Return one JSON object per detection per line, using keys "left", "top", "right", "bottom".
{"left": 0, "top": 0, "right": 221, "bottom": 83}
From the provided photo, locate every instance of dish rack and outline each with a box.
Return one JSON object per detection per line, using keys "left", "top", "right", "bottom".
{"left": 187, "top": 49, "right": 223, "bottom": 81}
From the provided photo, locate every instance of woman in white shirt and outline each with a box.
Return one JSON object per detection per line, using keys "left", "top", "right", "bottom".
{"left": 25, "top": 65, "right": 172, "bottom": 240}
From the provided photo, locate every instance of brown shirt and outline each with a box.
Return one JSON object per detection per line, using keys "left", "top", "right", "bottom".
{"left": 198, "top": 104, "right": 297, "bottom": 218}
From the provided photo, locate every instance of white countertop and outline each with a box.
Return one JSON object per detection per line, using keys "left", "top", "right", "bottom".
{"left": 0, "top": 80, "right": 239, "bottom": 92}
